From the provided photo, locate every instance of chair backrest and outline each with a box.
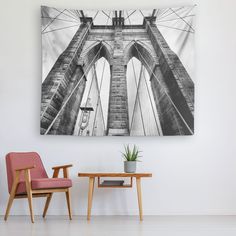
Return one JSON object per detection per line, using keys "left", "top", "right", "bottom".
{"left": 6, "top": 152, "right": 48, "bottom": 193}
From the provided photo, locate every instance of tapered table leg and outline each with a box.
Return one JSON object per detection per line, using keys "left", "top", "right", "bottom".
{"left": 136, "top": 177, "right": 143, "bottom": 221}
{"left": 87, "top": 177, "right": 95, "bottom": 220}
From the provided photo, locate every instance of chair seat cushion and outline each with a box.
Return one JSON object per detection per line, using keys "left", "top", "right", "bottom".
{"left": 16, "top": 178, "right": 72, "bottom": 194}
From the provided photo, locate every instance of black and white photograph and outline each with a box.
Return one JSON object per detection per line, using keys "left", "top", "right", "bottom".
{"left": 41, "top": 6, "right": 195, "bottom": 136}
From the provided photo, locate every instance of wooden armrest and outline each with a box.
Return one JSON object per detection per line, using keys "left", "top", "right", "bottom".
{"left": 52, "top": 164, "right": 73, "bottom": 170}
{"left": 52, "top": 164, "right": 72, "bottom": 178}
{"left": 15, "top": 165, "right": 35, "bottom": 172}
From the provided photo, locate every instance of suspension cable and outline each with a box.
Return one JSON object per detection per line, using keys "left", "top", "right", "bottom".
{"left": 77, "top": 11, "right": 111, "bottom": 135}
{"left": 157, "top": 5, "right": 195, "bottom": 22}
{"left": 66, "top": 9, "right": 80, "bottom": 21}
{"left": 92, "top": 58, "right": 107, "bottom": 135}
{"left": 77, "top": 61, "right": 98, "bottom": 135}
{"left": 102, "top": 11, "right": 112, "bottom": 19}
{"left": 124, "top": 10, "right": 136, "bottom": 20}
{"left": 126, "top": 11, "right": 194, "bottom": 134}
{"left": 42, "top": 24, "right": 81, "bottom": 34}
{"left": 157, "top": 7, "right": 184, "bottom": 21}
{"left": 156, "top": 14, "right": 195, "bottom": 23}
{"left": 138, "top": 37, "right": 193, "bottom": 105}
{"left": 130, "top": 65, "right": 146, "bottom": 135}
{"left": 44, "top": 43, "right": 105, "bottom": 134}
{"left": 42, "top": 9, "right": 65, "bottom": 33}
{"left": 91, "top": 11, "right": 111, "bottom": 135}
{"left": 42, "top": 17, "right": 79, "bottom": 23}
{"left": 156, "top": 8, "right": 170, "bottom": 20}
{"left": 41, "top": 11, "right": 99, "bottom": 120}
{"left": 133, "top": 40, "right": 193, "bottom": 134}
{"left": 126, "top": 11, "right": 146, "bottom": 135}
{"left": 130, "top": 59, "right": 146, "bottom": 135}
{"left": 129, "top": 37, "right": 162, "bottom": 135}
{"left": 53, "top": 8, "right": 80, "bottom": 22}
{"left": 169, "top": 8, "right": 195, "bottom": 32}
{"left": 75, "top": 10, "right": 81, "bottom": 19}
{"left": 141, "top": 65, "right": 162, "bottom": 135}
{"left": 155, "top": 24, "right": 194, "bottom": 33}
{"left": 76, "top": 11, "right": 111, "bottom": 136}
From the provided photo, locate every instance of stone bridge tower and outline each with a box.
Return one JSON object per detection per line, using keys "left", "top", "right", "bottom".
{"left": 40, "top": 10, "right": 194, "bottom": 136}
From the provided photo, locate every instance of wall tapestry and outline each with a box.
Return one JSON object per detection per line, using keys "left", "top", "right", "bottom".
{"left": 41, "top": 6, "right": 195, "bottom": 136}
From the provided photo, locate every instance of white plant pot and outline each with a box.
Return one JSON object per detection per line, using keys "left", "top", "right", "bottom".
{"left": 124, "top": 161, "right": 137, "bottom": 173}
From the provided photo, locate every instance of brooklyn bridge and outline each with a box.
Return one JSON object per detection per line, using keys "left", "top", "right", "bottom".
{"left": 41, "top": 7, "right": 195, "bottom": 136}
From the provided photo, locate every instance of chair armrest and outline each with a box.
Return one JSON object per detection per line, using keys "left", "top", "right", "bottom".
{"left": 12, "top": 166, "right": 35, "bottom": 192}
{"left": 52, "top": 164, "right": 73, "bottom": 178}
{"left": 52, "top": 164, "right": 73, "bottom": 170}
{"left": 15, "top": 165, "right": 35, "bottom": 172}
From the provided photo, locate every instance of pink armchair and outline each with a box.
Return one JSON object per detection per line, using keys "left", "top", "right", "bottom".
{"left": 4, "top": 152, "right": 73, "bottom": 223}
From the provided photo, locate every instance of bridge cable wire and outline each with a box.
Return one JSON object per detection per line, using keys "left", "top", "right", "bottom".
{"left": 135, "top": 11, "right": 194, "bottom": 134}
{"left": 128, "top": 24, "right": 162, "bottom": 135}
{"left": 131, "top": 11, "right": 161, "bottom": 135}
{"left": 77, "top": 61, "right": 99, "bottom": 135}
{"left": 124, "top": 10, "right": 136, "bottom": 20}
{"left": 91, "top": 58, "right": 106, "bottom": 135}
{"left": 42, "top": 9, "right": 66, "bottom": 33}
{"left": 154, "top": 24, "right": 194, "bottom": 34}
{"left": 53, "top": 8, "right": 81, "bottom": 22}
{"left": 125, "top": 11, "right": 146, "bottom": 136}
{"left": 75, "top": 10, "right": 81, "bottom": 19}
{"left": 42, "top": 17, "right": 79, "bottom": 23}
{"left": 41, "top": 11, "right": 99, "bottom": 121}
{"left": 134, "top": 40, "right": 194, "bottom": 134}
{"left": 130, "top": 60, "right": 146, "bottom": 135}
{"left": 135, "top": 42, "right": 193, "bottom": 107}
{"left": 91, "top": 11, "right": 111, "bottom": 135}
{"left": 157, "top": 7, "right": 185, "bottom": 21}
{"left": 141, "top": 65, "right": 162, "bottom": 135}
{"left": 157, "top": 5, "right": 195, "bottom": 22}
{"left": 156, "top": 14, "right": 195, "bottom": 23}
{"left": 78, "top": 11, "right": 111, "bottom": 135}
{"left": 102, "top": 11, "right": 112, "bottom": 19}
{"left": 42, "top": 8, "right": 82, "bottom": 34}
{"left": 66, "top": 10, "right": 80, "bottom": 20}
{"left": 155, "top": 6, "right": 195, "bottom": 33}
{"left": 44, "top": 44, "right": 105, "bottom": 134}
{"left": 155, "top": 8, "right": 170, "bottom": 19}
{"left": 64, "top": 9, "right": 82, "bottom": 21}
{"left": 134, "top": 39, "right": 194, "bottom": 134}
{"left": 43, "top": 11, "right": 102, "bottom": 134}
{"left": 42, "top": 24, "right": 81, "bottom": 34}
{"left": 169, "top": 8, "right": 195, "bottom": 32}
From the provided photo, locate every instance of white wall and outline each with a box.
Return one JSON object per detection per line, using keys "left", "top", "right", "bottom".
{"left": 0, "top": 0, "right": 236, "bottom": 216}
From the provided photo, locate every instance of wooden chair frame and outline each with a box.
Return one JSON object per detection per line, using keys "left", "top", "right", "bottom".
{"left": 4, "top": 164, "right": 73, "bottom": 223}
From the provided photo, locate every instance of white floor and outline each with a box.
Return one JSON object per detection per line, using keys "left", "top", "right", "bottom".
{"left": 1, "top": 216, "right": 236, "bottom": 236}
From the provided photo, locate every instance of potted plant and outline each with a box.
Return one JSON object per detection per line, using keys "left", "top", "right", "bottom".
{"left": 122, "top": 145, "right": 141, "bottom": 173}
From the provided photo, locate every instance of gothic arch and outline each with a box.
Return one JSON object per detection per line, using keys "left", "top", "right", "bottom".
{"left": 124, "top": 41, "right": 157, "bottom": 74}
{"left": 80, "top": 41, "right": 112, "bottom": 72}
{"left": 124, "top": 40, "right": 194, "bottom": 135}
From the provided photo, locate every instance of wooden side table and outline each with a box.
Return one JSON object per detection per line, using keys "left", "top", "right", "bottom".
{"left": 78, "top": 172, "right": 152, "bottom": 221}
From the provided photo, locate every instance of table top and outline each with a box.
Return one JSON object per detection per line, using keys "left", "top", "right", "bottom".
{"left": 78, "top": 172, "right": 152, "bottom": 177}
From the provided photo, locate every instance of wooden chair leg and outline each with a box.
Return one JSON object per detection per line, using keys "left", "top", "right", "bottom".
{"left": 43, "top": 193, "right": 53, "bottom": 218}
{"left": 4, "top": 171, "right": 20, "bottom": 221}
{"left": 87, "top": 177, "right": 95, "bottom": 220}
{"left": 24, "top": 169, "right": 34, "bottom": 223}
{"left": 65, "top": 189, "right": 72, "bottom": 220}
{"left": 136, "top": 177, "right": 143, "bottom": 221}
